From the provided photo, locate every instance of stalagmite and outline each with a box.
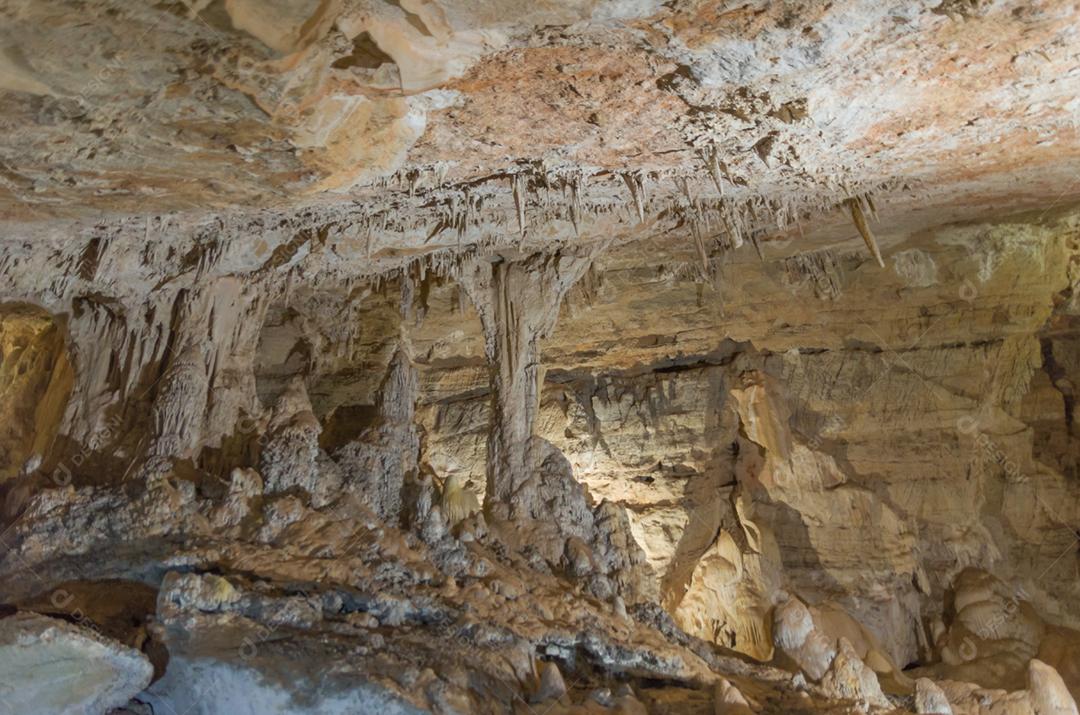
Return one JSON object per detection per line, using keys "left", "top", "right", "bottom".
{"left": 334, "top": 347, "right": 421, "bottom": 522}
{"left": 148, "top": 340, "right": 209, "bottom": 461}
{"left": 261, "top": 376, "right": 344, "bottom": 508}
{"left": 1028, "top": 659, "right": 1079, "bottom": 715}
{"left": 915, "top": 679, "right": 953, "bottom": 714}
{"left": 440, "top": 472, "right": 480, "bottom": 526}
{"left": 713, "top": 678, "right": 753, "bottom": 715}
{"left": 530, "top": 661, "right": 568, "bottom": 704}
{"left": 820, "top": 637, "right": 891, "bottom": 708}
{"left": 567, "top": 174, "right": 585, "bottom": 234}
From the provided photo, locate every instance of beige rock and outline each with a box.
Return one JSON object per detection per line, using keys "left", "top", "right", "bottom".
{"left": 713, "top": 678, "right": 754, "bottom": 715}
{"left": 531, "top": 661, "right": 568, "bottom": 704}
{"left": 440, "top": 472, "right": 481, "bottom": 527}
{"left": 773, "top": 596, "right": 837, "bottom": 682}
{"left": 921, "top": 570, "right": 1080, "bottom": 699}
{"left": 3, "top": 5, "right": 1080, "bottom": 711}
{"left": 0, "top": 612, "right": 153, "bottom": 715}
{"left": 1029, "top": 660, "right": 1079, "bottom": 715}
{"left": 916, "top": 678, "right": 954, "bottom": 715}
{"left": 820, "top": 637, "right": 891, "bottom": 709}
{"left": 0, "top": 305, "right": 71, "bottom": 487}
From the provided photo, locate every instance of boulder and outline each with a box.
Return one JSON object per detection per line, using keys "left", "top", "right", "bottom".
{"left": 0, "top": 611, "right": 152, "bottom": 715}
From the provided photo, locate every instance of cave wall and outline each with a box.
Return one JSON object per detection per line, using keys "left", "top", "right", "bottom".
{"left": 343, "top": 208, "right": 1080, "bottom": 668}
{"left": 2, "top": 201, "right": 1079, "bottom": 693}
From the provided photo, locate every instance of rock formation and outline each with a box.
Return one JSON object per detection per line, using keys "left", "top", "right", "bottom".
{"left": 0, "top": 611, "right": 153, "bottom": 714}
{"left": 2, "top": 1, "right": 1080, "bottom": 713}
{"left": 457, "top": 250, "right": 594, "bottom": 519}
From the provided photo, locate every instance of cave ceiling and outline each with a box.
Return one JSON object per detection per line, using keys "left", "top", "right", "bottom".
{"left": 0, "top": 0, "right": 1077, "bottom": 255}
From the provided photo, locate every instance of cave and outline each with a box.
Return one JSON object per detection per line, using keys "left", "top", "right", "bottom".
{"left": 2, "top": 2, "right": 1080, "bottom": 714}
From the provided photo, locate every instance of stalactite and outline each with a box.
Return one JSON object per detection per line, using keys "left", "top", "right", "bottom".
{"left": 577, "top": 261, "right": 604, "bottom": 307}
{"left": 704, "top": 146, "right": 726, "bottom": 197}
{"left": 690, "top": 218, "right": 710, "bottom": 274}
{"left": 750, "top": 233, "right": 765, "bottom": 262}
{"left": 718, "top": 200, "right": 745, "bottom": 250}
{"left": 567, "top": 173, "right": 585, "bottom": 235}
{"left": 512, "top": 173, "right": 528, "bottom": 236}
{"left": 674, "top": 175, "right": 694, "bottom": 206}
{"left": 622, "top": 172, "right": 646, "bottom": 224}
{"left": 399, "top": 271, "right": 415, "bottom": 320}
{"left": 846, "top": 196, "right": 885, "bottom": 268}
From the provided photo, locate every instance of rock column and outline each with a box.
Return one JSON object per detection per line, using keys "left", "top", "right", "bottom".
{"left": 458, "top": 251, "right": 592, "bottom": 518}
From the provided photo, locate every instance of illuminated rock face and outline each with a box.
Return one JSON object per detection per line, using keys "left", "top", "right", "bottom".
{"left": 3, "top": 1, "right": 1080, "bottom": 713}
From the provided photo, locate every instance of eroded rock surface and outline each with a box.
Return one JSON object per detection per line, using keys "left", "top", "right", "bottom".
{"left": 2, "top": 1, "right": 1080, "bottom": 714}
{"left": 0, "top": 612, "right": 153, "bottom": 715}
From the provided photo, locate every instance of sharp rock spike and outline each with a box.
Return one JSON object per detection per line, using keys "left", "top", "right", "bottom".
{"left": 846, "top": 197, "right": 885, "bottom": 268}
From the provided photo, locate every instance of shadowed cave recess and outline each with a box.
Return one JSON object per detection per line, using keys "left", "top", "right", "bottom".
{"left": 2, "top": 1, "right": 1080, "bottom": 713}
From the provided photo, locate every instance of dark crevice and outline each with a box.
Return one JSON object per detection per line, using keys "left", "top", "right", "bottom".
{"left": 332, "top": 32, "right": 395, "bottom": 70}
{"left": 1041, "top": 336, "right": 1075, "bottom": 436}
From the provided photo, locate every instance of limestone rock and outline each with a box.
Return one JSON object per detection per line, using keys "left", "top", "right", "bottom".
{"left": 210, "top": 467, "right": 263, "bottom": 530}
{"left": 713, "top": 678, "right": 754, "bottom": 715}
{"left": 819, "top": 637, "right": 891, "bottom": 709}
{"left": 334, "top": 348, "right": 421, "bottom": 523}
{"left": 0, "top": 306, "right": 70, "bottom": 487}
{"left": 0, "top": 612, "right": 153, "bottom": 715}
{"left": 915, "top": 678, "right": 954, "bottom": 715}
{"left": 439, "top": 473, "right": 481, "bottom": 528}
{"left": 2, "top": 4, "right": 1080, "bottom": 711}
{"left": 920, "top": 569, "right": 1080, "bottom": 699}
{"left": 773, "top": 596, "right": 837, "bottom": 682}
{"left": 530, "top": 661, "right": 568, "bottom": 704}
{"left": 1029, "top": 660, "right": 1079, "bottom": 715}
{"left": 260, "top": 377, "right": 343, "bottom": 509}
